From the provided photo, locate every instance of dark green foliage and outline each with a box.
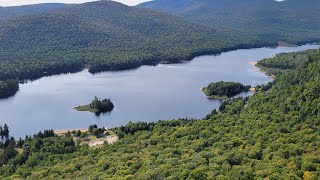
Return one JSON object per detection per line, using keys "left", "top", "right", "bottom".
{"left": 0, "top": 3, "right": 71, "bottom": 22}
{"left": 0, "top": 124, "right": 9, "bottom": 139}
{"left": 34, "top": 130, "right": 55, "bottom": 139}
{"left": 257, "top": 49, "right": 319, "bottom": 76}
{"left": 140, "top": 0, "right": 320, "bottom": 45}
{"left": 0, "top": 49, "right": 319, "bottom": 179}
{"left": 17, "top": 138, "right": 24, "bottom": 148}
{"left": 0, "top": 126, "right": 74, "bottom": 173}
{"left": 256, "top": 82, "right": 273, "bottom": 92}
{"left": 90, "top": 96, "right": 114, "bottom": 113}
{"left": 0, "top": 13, "right": 320, "bottom": 179}
{"left": 204, "top": 81, "right": 251, "bottom": 98}
{"left": 88, "top": 124, "right": 98, "bottom": 133}
{"left": 0, "top": 1, "right": 267, "bottom": 98}
{"left": 88, "top": 124, "right": 105, "bottom": 136}
{"left": 0, "top": 145, "right": 17, "bottom": 166}
{"left": 0, "top": 80, "right": 19, "bottom": 98}
{"left": 75, "top": 130, "right": 81, "bottom": 137}
{"left": 116, "top": 121, "right": 156, "bottom": 135}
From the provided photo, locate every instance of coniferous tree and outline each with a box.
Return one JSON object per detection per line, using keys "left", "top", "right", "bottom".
{"left": 3, "top": 124, "right": 9, "bottom": 139}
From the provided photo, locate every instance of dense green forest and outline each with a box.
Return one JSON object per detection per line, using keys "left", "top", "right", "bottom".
{"left": 0, "top": 1, "right": 276, "bottom": 98}
{"left": 139, "top": 0, "right": 320, "bottom": 46}
{"left": 0, "top": 0, "right": 319, "bottom": 98}
{"left": 257, "top": 49, "right": 319, "bottom": 77}
{"left": 0, "top": 0, "right": 319, "bottom": 99}
{"left": 203, "top": 81, "right": 251, "bottom": 99}
{"left": 1, "top": 49, "right": 319, "bottom": 178}
{"left": 0, "top": 79, "right": 19, "bottom": 98}
{"left": 0, "top": 3, "right": 71, "bottom": 22}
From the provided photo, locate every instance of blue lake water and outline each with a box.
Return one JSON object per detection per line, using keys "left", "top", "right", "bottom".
{"left": 0, "top": 44, "right": 319, "bottom": 138}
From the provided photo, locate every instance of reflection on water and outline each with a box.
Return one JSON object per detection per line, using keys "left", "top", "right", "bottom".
{"left": 0, "top": 44, "right": 319, "bottom": 137}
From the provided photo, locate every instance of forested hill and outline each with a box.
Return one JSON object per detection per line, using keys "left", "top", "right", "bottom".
{"left": 257, "top": 49, "right": 320, "bottom": 77}
{"left": 1, "top": 50, "right": 320, "bottom": 178}
{"left": 0, "top": 3, "right": 71, "bottom": 22}
{"left": 0, "top": 0, "right": 259, "bottom": 77}
{"left": 0, "top": 1, "right": 263, "bottom": 98}
{"left": 139, "top": 0, "right": 320, "bottom": 45}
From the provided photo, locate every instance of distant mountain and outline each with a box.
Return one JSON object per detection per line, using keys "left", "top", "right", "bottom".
{"left": 0, "top": 3, "right": 72, "bottom": 22}
{"left": 0, "top": 0, "right": 260, "bottom": 82}
{"left": 139, "top": 0, "right": 320, "bottom": 44}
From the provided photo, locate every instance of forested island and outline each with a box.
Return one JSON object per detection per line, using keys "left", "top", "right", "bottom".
{"left": 75, "top": 97, "right": 114, "bottom": 115}
{"left": 202, "top": 81, "right": 251, "bottom": 99}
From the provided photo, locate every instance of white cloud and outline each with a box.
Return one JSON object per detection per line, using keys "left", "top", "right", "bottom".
{"left": 0, "top": 0, "right": 152, "bottom": 6}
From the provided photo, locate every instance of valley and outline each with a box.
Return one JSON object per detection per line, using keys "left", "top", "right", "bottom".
{"left": 0, "top": 44, "right": 318, "bottom": 138}
{"left": 0, "top": 0, "right": 320, "bottom": 179}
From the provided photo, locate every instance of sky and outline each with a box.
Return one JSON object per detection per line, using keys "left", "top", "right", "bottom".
{"left": 0, "top": 0, "right": 152, "bottom": 7}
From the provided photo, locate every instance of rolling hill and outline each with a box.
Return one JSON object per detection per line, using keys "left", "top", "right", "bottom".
{"left": 0, "top": 3, "right": 71, "bottom": 22}
{"left": 139, "top": 0, "right": 320, "bottom": 45}
{"left": 0, "top": 1, "right": 263, "bottom": 98}
{"left": 0, "top": 0, "right": 259, "bottom": 76}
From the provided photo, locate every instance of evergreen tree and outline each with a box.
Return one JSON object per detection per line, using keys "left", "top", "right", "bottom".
{"left": 3, "top": 124, "right": 9, "bottom": 139}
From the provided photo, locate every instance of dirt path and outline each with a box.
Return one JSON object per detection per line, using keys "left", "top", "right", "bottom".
{"left": 88, "top": 135, "right": 118, "bottom": 147}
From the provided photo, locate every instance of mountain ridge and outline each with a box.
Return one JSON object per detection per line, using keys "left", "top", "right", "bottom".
{"left": 0, "top": 0, "right": 262, "bottom": 98}
{"left": 0, "top": 3, "right": 72, "bottom": 22}
{"left": 139, "top": 0, "right": 320, "bottom": 45}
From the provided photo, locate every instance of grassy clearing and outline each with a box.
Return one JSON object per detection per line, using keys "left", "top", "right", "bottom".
{"left": 74, "top": 104, "right": 98, "bottom": 113}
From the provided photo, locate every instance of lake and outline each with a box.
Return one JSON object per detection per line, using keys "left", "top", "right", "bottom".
{"left": 1, "top": 44, "right": 319, "bottom": 138}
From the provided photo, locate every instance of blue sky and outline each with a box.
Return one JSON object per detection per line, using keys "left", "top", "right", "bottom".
{"left": 0, "top": 0, "right": 152, "bottom": 6}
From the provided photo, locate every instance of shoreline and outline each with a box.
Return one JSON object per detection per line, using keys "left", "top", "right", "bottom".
{"left": 248, "top": 61, "right": 257, "bottom": 65}
{"left": 54, "top": 129, "right": 87, "bottom": 135}
{"left": 74, "top": 104, "right": 99, "bottom": 113}
{"left": 248, "top": 61, "right": 276, "bottom": 79}
{"left": 1, "top": 42, "right": 318, "bottom": 100}
{"left": 3, "top": 43, "right": 319, "bottom": 138}
{"left": 201, "top": 87, "right": 228, "bottom": 100}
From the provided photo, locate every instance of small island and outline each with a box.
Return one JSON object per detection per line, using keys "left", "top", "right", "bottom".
{"left": 202, "top": 81, "right": 251, "bottom": 99}
{"left": 75, "top": 96, "right": 114, "bottom": 115}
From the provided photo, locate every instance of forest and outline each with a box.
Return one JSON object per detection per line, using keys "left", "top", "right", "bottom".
{"left": 90, "top": 97, "right": 114, "bottom": 113}
{"left": 0, "top": 1, "right": 319, "bottom": 99}
{"left": 257, "top": 49, "right": 319, "bottom": 76}
{"left": 0, "top": 48, "right": 319, "bottom": 179}
{"left": 0, "top": 0, "right": 288, "bottom": 98}
{"left": 0, "top": 3, "right": 71, "bottom": 22}
{"left": 203, "top": 81, "right": 251, "bottom": 99}
{"left": 140, "top": 0, "right": 320, "bottom": 46}
{"left": 0, "top": 79, "right": 19, "bottom": 98}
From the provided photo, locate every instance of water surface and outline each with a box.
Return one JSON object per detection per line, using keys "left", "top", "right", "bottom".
{"left": 0, "top": 44, "right": 319, "bottom": 137}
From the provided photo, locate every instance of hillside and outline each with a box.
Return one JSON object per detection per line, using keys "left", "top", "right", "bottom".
{"left": 0, "top": 1, "right": 263, "bottom": 98}
{"left": 0, "top": 3, "right": 71, "bottom": 22}
{"left": 139, "top": 0, "right": 320, "bottom": 45}
{"left": 257, "top": 49, "right": 319, "bottom": 77}
{"left": 1, "top": 49, "right": 319, "bottom": 178}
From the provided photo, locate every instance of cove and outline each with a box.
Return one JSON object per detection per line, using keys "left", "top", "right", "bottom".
{"left": 0, "top": 44, "right": 319, "bottom": 138}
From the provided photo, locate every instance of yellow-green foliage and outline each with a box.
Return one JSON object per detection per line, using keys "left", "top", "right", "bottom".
{"left": 1, "top": 50, "right": 320, "bottom": 179}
